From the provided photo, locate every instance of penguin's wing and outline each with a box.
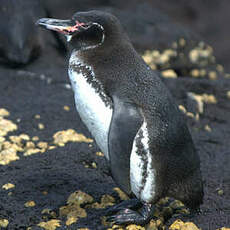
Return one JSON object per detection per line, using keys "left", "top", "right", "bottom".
{"left": 108, "top": 95, "right": 143, "bottom": 194}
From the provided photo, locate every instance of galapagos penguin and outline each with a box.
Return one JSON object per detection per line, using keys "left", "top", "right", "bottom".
{"left": 37, "top": 11, "right": 203, "bottom": 225}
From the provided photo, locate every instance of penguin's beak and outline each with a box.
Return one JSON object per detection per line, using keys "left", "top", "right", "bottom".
{"left": 36, "top": 18, "right": 86, "bottom": 36}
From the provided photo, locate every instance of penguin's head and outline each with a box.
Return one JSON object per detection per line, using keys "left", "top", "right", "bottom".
{"left": 37, "top": 10, "right": 127, "bottom": 52}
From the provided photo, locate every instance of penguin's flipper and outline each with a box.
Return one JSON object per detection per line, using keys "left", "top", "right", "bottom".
{"left": 108, "top": 95, "right": 143, "bottom": 195}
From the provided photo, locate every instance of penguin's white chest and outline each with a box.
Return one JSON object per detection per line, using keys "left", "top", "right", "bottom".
{"left": 68, "top": 59, "right": 113, "bottom": 160}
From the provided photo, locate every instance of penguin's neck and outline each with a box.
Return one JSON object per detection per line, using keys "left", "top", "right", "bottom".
{"left": 69, "top": 52, "right": 112, "bottom": 107}
{"left": 68, "top": 51, "right": 113, "bottom": 160}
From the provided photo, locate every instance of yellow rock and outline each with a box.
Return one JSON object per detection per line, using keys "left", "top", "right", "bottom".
{"left": 169, "top": 219, "right": 200, "bottom": 230}
{"left": 96, "top": 151, "right": 104, "bottom": 157}
{"left": 2, "top": 183, "right": 15, "bottom": 190}
{"left": 90, "top": 194, "right": 115, "bottom": 209}
{"left": 48, "top": 146, "right": 56, "bottom": 150}
{"left": 59, "top": 204, "right": 86, "bottom": 221}
{"left": 0, "top": 219, "right": 9, "bottom": 228}
{"left": 161, "top": 70, "right": 178, "bottom": 78}
{"left": 24, "top": 201, "right": 36, "bottom": 207}
{"left": 178, "top": 105, "right": 187, "bottom": 114}
{"left": 179, "top": 38, "right": 186, "bottom": 47}
{"left": 209, "top": 71, "right": 217, "bottom": 80}
{"left": 67, "top": 190, "right": 94, "bottom": 206}
{"left": 218, "top": 228, "right": 230, "bottom": 230}
{"left": 53, "top": 129, "right": 93, "bottom": 146}
{"left": 0, "top": 118, "right": 17, "bottom": 136}
{"left": 91, "top": 162, "right": 97, "bottom": 168}
{"left": 217, "top": 189, "right": 224, "bottom": 196}
{"left": 19, "top": 134, "right": 30, "bottom": 141}
{"left": 201, "top": 94, "right": 217, "bottom": 104}
{"left": 186, "top": 112, "right": 195, "bottom": 118}
{"left": 204, "top": 125, "right": 212, "bottom": 132}
{"left": 66, "top": 215, "right": 78, "bottom": 226}
{"left": 226, "top": 91, "right": 230, "bottom": 99}
{"left": 216, "top": 64, "right": 224, "bottom": 73}
{"left": 24, "top": 148, "right": 42, "bottom": 156}
{"left": 113, "top": 187, "right": 129, "bottom": 200}
{"left": 32, "top": 136, "right": 39, "bottom": 141}
{"left": 0, "top": 148, "right": 19, "bottom": 165}
{"left": 38, "top": 123, "right": 45, "bottom": 130}
{"left": 9, "top": 136, "right": 21, "bottom": 145}
{"left": 41, "top": 209, "right": 57, "bottom": 218}
{"left": 37, "top": 141, "right": 48, "bottom": 149}
{"left": 126, "top": 224, "right": 145, "bottom": 230}
{"left": 37, "top": 219, "right": 61, "bottom": 230}
{"left": 34, "top": 114, "right": 41, "bottom": 119}
{"left": 190, "top": 69, "right": 200, "bottom": 78}
{"left": 0, "top": 109, "right": 9, "bottom": 117}
{"left": 63, "top": 105, "right": 70, "bottom": 111}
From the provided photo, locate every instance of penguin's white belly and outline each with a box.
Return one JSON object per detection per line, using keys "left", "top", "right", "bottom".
{"left": 130, "top": 121, "right": 156, "bottom": 203}
{"left": 69, "top": 69, "right": 113, "bottom": 160}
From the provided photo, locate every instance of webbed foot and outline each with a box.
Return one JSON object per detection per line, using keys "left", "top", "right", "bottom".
{"left": 107, "top": 202, "right": 155, "bottom": 226}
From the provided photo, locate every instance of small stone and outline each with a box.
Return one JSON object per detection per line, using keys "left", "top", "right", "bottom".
{"left": 53, "top": 129, "right": 93, "bottom": 146}
{"left": 178, "top": 105, "right": 187, "bottom": 114}
{"left": 126, "top": 224, "right": 145, "bottom": 230}
{"left": 96, "top": 152, "right": 104, "bottom": 157}
{"left": 208, "top": 71, "right": 217, "bottom": 80}
{"left": 32, "top": 136, "right": 39, "bottom": 141}
{"left": 190, "top": 69, "right": 200, "bottom": 78}
{"left": 0, "top": 118, "right": 17, "bottom": 136}
{"left": 34, "top": 114, "right": 41, "bottom": 119}
{"left": 169, "top": 219, "right": 200, "bottom": 230}
{"left": 216, "top": 64, "right": 224, "bottom": 73}
{"left": 67, "top": 190, "right": 94, "bottom": 206}
{"left": 189, "top": 50, "right": 199, "bottom": 63}
{"left": 37, "top": 142, "right": 48, "bottom": 149}
{"left": 24, "top": 148, "right": 42, "bottom": 156}
{"left": 48, "top": 146, "right": 56, "bottom": 150}
{"left": 226, "top": 91, "right": 230, "bottom": 99}
{"left": 217, "top": 189, "right": 224, "bottom": 196}
{"left": 25, "top": 201, "right": 36, "bottom": 207}
{"left": 25, "top": 141, "right": 35, "bottom": 149}
{"left": 41, "top": 209, "right": 57, "bottom": 218}
{"left": 161, "top": 69, "right": 178, "bottom": 78}
{"left": 187, "top": 92, "right": 204, "bottom": 114}
{"left": 0, "top": 219, "right": 9, "bottom": 228}
{"left": 179, "top": 38, "right": 186, "bottom": 47}
{"left": 186, "top": 112, "right": 194, "bottom": 118}
{"left": 204, "top": 125, "right": 212, "bottom": 132}
{"left": 0, "top": 148, "right": 19, "bottom": 165}
{"left": 19, "top": 134, "right": 30, "bottom": 141}
{"left": 91, "top": 162, "right": 97, "bottom": 168}
{"left": 2, "top": 183, "right": 15, "bottom": 190}
{"left": 38, "top": 123, "right": 45, "bottom": 130}
{"left": 113, "top": 187, "right": 129, "bottom": 200}
{"left": 37, "top": 219, "right": 61, "bottom": 230}
{"left": 63, "top": 105, "right": 70, "bottom": 111}
{"left": 0, "top": 109, "right": 9, "bottom": 117}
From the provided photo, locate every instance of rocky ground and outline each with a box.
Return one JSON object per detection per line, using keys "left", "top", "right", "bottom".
{"left": 0, "top": 2, "right": 230, "bottom": 230}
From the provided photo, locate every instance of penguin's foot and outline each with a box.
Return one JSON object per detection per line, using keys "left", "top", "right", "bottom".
{"left": 107, "top": 203, "right": 155, "bottom": 226}
{"left": 105, "top": 199, "right": 142, "bottom": 216}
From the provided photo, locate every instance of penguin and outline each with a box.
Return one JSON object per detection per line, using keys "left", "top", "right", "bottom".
{"left": 37, "top": 10, "right": 203, "bottom": 225}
